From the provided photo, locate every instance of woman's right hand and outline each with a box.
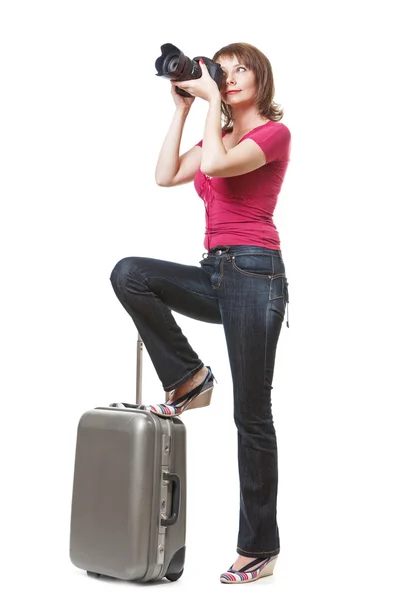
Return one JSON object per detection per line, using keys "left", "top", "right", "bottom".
{"left": 171, "top": 81, "right": 196, "bottom": 110}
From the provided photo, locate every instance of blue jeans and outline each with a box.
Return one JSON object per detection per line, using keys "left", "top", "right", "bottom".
{"left": 110, "top": 245, "right": 289, "bottom": 558}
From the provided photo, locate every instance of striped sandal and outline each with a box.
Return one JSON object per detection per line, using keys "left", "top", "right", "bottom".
{"left": 220, "top": 555, "right": 278, "bottom": 584}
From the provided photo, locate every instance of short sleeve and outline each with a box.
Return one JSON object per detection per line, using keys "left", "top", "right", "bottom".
{"left": 246, "top": 123, "right": 291, "bottom": 163}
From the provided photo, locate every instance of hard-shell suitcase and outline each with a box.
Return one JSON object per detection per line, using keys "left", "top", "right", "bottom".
{"left": 69, "top": 332, "right": 186, "bottom": 582}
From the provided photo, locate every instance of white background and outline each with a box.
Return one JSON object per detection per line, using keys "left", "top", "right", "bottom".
{"left": 1, "top": 1, "right": 399, "bottom": 598}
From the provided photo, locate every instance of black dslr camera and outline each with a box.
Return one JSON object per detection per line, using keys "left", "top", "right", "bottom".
{"left": 155, "top": 43, "right": 224, "bottom": 98}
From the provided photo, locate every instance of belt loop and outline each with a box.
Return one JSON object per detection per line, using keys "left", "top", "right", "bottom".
{"left": 213, "top": 245, "right": 231, "bottom": 256}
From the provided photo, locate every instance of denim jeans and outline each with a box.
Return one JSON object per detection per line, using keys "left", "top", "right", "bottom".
{"left": 110, "top": 245, "right": 289, "bottom": 558}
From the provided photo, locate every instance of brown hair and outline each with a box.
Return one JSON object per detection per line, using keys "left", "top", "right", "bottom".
{"left": 212, "top": 42, "right": 284, "bottom": 132}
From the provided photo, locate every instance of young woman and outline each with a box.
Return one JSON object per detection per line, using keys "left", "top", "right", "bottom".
{"left": 110, "top": 42, "right": 291, "bottom": 584}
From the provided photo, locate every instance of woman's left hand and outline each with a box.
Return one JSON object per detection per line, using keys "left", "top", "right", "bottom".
{"left": 172, "top": 59, "right": 220, "bottom": 102}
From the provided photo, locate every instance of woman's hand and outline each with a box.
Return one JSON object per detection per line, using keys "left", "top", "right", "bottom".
{"left": 170, "top": 81, "right": 196, "bottom": 110}
{"left": 171, "top": 60, "right": 221, "bottom": 103}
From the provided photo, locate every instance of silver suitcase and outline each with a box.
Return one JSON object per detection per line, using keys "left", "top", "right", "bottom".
{"left": 69, "top": 333, "right": 186, "bottom": 582}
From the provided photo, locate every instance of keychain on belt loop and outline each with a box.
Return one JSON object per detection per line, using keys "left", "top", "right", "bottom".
{"left": 286, "top": 286, "right": 289, "bottom": 328}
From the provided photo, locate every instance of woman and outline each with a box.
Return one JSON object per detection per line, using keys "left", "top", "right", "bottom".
{"left": 110, "top": 42, "right": 291, "bottom": 584}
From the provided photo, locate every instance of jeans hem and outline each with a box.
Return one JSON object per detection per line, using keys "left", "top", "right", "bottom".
{"left": 236, "top": 546, "right": 280, "bottom": 559}
{"left": 163, "top": 362, "right": 205, "bottom": 392}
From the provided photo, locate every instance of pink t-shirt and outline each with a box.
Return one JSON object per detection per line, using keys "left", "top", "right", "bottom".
{"left": 194, "top": 121, "right": 291, "bottom": 251}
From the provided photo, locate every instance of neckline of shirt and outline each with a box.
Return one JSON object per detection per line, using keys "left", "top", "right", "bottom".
{"left": 223, "top": 120, "right": 275, "bottom": 144}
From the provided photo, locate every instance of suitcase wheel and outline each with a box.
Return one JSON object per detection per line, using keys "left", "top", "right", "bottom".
{"left": 87, "top": 571, "right": 101, "bottom": 578}
{"left": 166, "top": 569, "right": 183, "bottom": 582}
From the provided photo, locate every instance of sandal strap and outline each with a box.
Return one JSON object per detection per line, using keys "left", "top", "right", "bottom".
{"left": 230, "top": 556, "right": 270, "bottom": 573}
{"left": 169, "top": 368, "right": 212, "bottom": 407}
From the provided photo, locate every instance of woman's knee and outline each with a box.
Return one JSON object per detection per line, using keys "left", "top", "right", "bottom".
{"left": 110, "top": 257, "right": 137, "bottom": 291}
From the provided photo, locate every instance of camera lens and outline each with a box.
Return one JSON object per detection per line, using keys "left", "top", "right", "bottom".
{"left": 168, "top": 57, "right": 180, "bottom": 72}
{"left": 155, "top": 44, "right": 187, "bottom": 80}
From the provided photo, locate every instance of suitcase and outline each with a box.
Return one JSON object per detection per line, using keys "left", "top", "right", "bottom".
{"left": 69, "top": 332, "right": 187, "bottom": 582}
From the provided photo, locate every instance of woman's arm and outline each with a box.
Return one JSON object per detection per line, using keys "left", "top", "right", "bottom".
{"left": 155, "top": 107, "right": 191, "bottom": 186}
{"left": 200, "top": 93, "right": 228, "bottom": 175}
{"left": 199, "top": 91, "right": 266, "bottom": 178}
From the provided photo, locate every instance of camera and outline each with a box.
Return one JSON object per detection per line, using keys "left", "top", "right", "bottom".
{"left": 155, "top": 43, "right": 224, "bottom": 98}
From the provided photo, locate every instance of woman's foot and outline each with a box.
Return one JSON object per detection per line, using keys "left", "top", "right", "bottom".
{"left": 220, "top": 554, "right": 278, "bottom": 584}
{"left": 167, "top": 366, "right": 209, "bottom": 404}
{"left": 148, "top": 366, "right": 216, "bottom": 417}
{"left": 231, "top": 556, "right": 266, "bottom": 571}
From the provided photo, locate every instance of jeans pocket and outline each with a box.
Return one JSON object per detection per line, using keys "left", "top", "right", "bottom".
{"left": 231, "top": 254, "right": 274, "bottom": 278}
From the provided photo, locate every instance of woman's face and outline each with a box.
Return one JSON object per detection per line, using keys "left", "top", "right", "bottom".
{"left": 216, "top": 54, "right": 257, "bottom": 105}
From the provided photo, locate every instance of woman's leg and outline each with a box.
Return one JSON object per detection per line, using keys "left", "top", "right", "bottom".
{"left": 211, "top": 247, "right": 287, "bottom": 567}
{"left": 110, "top": 255, "right": 222, "bottom": 392}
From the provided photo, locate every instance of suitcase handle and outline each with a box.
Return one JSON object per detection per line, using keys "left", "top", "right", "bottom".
{"left": 161, "top": 472, "right": 181, "bottom": 527}
{"left": 136, "top": 332, "right": 143, "bottom": 403}
{"left": 136, "top": 332, "right": 170, "bottom": 403}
